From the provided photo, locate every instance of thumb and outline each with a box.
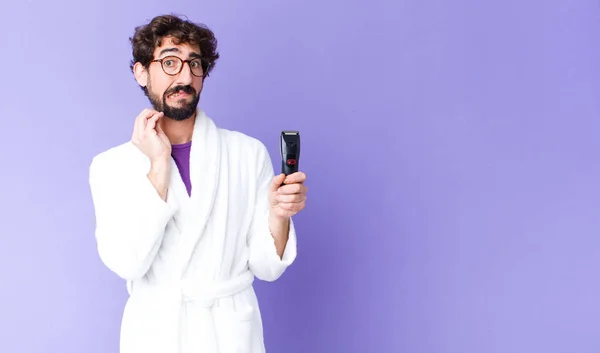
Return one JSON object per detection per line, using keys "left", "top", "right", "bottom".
{"left": 270, "top": 173, "right": 286, "bottom": 192}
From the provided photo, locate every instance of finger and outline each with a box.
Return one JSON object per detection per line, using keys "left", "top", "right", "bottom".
{"left": 283, "top": 171, "right": 306, "bottom": 185}
{"left": 145, "top": 112, "right": 164, "bottom": 134}
{"left": 133, "top": 110, "right": 148, "bottom": 136}
{"left": 277, "top": 202, "right": 297, "bottom": 211}
{"left": 134, "top": 109, "right": 158, "bottom": 141}
{"left": 276, "top": 193, "right": 306, "bottom": 204}
{"left": 270, "top": 173, "right": 286, "bottom": 193}
{"left": 277, "top": 183, "right": 306, "bottom": 195}
{"left": 134, "top": 109, "right": 155, "bottom": 133}
{"left": 278, "top": 201, "right": 305, "bottom": 214}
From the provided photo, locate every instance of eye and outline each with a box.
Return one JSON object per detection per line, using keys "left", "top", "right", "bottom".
{"left": 190, "top": 60, "right": 201, "bottom": 68}
{"left": 164, "top": 59, "right": 176, "bottom": 67}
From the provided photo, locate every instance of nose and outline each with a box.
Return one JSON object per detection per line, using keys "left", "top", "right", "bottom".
{"left": 175, "top": 62, "right": 194, "bottom": 86}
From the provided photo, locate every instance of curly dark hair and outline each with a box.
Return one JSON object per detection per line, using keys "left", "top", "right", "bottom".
{"left": 129, "top": 14, "right": 219, "bottom": 79}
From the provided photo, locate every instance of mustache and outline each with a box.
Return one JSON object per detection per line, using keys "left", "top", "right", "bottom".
{"left": 164, "top": 85, "right": 196, "bottom": 97}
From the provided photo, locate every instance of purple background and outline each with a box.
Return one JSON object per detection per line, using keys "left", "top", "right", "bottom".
{"left": 1, "top": 0, "right": 600, "bottom": 352}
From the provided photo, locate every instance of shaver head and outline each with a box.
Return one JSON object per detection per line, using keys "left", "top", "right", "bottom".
{"left": 281, "top": 131, "right": 300, "bottom": 176}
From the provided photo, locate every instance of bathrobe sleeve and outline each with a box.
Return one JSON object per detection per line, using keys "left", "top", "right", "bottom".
{"left": 89, "top": 152, "right": 177, "bottom": 281}
{"left": 247, "top": 141, "right": 298, "bottom": 282}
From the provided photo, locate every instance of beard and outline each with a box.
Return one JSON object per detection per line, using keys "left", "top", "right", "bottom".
{"left": 145, "top": 82, "right": 201, "bottom": 121}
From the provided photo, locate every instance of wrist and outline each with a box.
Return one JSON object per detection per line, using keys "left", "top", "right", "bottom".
{"left": 150, "top": 156, "right": 171, "bottom": 169}
{"left": 268, "top": 211, "right": 290, "bottom": 239}
{"left": 268, "top": 212, "right": 290, "bottom": 259}
{"left": 148, "top": 158, "right": 171, "bottom": 200}
{"left": 268, "top": 209, "right": 289, "bottom": 222}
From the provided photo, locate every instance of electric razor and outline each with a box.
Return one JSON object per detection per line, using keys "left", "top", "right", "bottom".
{"left": 280, "top": 131, "right": 300, "bottom": 177}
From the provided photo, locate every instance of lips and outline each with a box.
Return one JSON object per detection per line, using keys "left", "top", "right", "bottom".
{"left": 168, "top": 91, "right": 189, "bottom": 99}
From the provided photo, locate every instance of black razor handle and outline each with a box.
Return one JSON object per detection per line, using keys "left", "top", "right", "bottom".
{"left": 281, "top": 131, "right": 300, "bottom": 176}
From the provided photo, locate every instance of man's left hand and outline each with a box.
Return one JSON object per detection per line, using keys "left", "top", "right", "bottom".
{"left": 269, "top": 171, "right": 308, "bottom": 219}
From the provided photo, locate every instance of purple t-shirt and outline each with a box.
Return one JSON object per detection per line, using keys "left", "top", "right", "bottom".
{"left": 171, "top": 141, "right": 192, "bottom": 196}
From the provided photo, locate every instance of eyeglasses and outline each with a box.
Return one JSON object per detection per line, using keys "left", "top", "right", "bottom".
{"left": 150, "top": 55, "right": 209, "bottom": 77}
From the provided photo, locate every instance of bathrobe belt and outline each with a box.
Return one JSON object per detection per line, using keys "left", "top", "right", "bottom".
{"left": 129, "top": 270, "right": 256, "bottom": 352}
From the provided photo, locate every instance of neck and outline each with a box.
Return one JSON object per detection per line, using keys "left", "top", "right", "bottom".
{"left": 160, "top": 113, "right": 196, "bottom": 145}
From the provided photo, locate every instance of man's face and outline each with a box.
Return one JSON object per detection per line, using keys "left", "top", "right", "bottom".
{"left": 138, "top": 37, "right": 205, "bottom": 121}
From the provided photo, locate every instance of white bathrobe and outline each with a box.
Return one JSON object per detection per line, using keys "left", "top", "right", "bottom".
{"left": 88, "top": 110, "right": 297, "bottom": 353}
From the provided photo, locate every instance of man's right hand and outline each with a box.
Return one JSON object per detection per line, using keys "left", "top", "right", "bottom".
{"left": 131, "top": 109, "right": 171, "bottom": 161}
{"left": 131, "top": 109, "right": 171, "bottom": 201}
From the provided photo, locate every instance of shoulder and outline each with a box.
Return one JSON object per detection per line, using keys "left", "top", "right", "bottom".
{"left": 89, "top": 141, "right": 147, "bottom": 178}
{"left": 219, "top": 128, "right": 270, "bottom": 160}
{"left": 218, "top": 128, "right": 275, "bottom": 179}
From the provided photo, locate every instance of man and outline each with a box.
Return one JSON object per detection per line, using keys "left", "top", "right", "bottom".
{"left": 88, "top": 14, "right": 307, "bottom": 353}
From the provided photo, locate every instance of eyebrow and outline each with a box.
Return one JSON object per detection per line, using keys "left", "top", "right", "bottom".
{"left": 158, "top": 47, "right": 202, "bottom": 59}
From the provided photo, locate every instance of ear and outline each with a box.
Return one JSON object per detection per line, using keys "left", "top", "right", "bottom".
{"left": 133, "top": 62, "right": 148, "bottom": 88}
